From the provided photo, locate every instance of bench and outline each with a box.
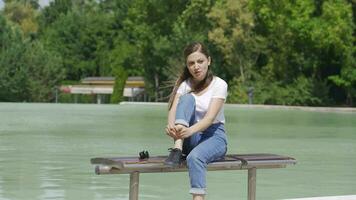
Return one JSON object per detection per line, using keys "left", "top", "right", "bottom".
{"left": 91, "top": 153, "right": 296, "bottom": 200}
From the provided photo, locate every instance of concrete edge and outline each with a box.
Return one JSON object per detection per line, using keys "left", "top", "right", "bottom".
{"left": 283, "top": 195, "right": 356, "bottom": 200}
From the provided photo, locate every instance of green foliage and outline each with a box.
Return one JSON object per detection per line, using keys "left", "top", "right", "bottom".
{"left": 58, "top": 93, "right": 97, "bottom": 104}
{"left": 40, "top": 3, "right": 115, "bottom": 80}
{"left": 279, "top": 77, "right": 323, "bottom": 106}
{"left": 23, "top": 41, "right": 65, "bottom": 101}
{"left": 0, "top": 0, "right": 354, "bottom": 106}
{"left": 4, "top": 0, "right": 39, "bottom": 9}
{"left": 227, "top": 77, "right": 249, "bottom": 104}
{"left": 321, "top": 1, "right": 356, "bottom": 105}
{"left": 244, "top": 0, "right": 355, "bottom": 106}
{"left": 0, "top": 15, "right": 64, "bottom": 102}
{"left": 109, "top": 34, "right": 142, "bottom": 76}
{"left": 38, "top": 0, "right": 73, "bottom": 27}
{"left": 0, "top": 16, "right": 28, "bottom": 101}
{"left": 122, "top": 0, "right": 190, "bottom": 101}
{"left": 172, "top": 0, "right": 212, "bottom": 44}
{"left": 208, "top": 0, "right": 265, "bottom": 82}
{"left": 3, "top": 0, "right": 39, "bottom": 36}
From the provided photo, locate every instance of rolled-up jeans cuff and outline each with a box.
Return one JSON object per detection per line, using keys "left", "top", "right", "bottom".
{"left": 175, "top": 119, "right": 189, "bottom": 127}
{"left": 189, "top": 188, "right": 206, "bottom": 195}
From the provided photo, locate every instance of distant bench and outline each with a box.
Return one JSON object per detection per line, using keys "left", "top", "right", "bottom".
{"left": 91, "top": 153, "right": 296, "bottom": 200}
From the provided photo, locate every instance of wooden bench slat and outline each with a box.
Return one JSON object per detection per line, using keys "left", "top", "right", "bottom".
{"left": 91, "top": 153, "right": 296, "bottom": 174}
{"left": 91, "top": 153, "right": 296, "bottom": 200}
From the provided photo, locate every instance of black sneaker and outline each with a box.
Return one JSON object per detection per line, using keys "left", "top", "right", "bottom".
{"left": 164, "top": 148, "right": 182, "bottom": 167}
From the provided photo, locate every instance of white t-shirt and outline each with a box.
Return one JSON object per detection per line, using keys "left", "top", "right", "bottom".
{"left": 176, "top": 76, "right": 228, "bottom": 124}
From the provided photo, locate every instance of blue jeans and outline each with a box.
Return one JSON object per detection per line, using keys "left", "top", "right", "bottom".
{"left": 175, "top": 94, "right": 228, "bottom": 195}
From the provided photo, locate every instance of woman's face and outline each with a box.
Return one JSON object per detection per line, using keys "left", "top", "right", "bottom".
{"left": 186, "top": 51, "right": 211, "bottom": 82}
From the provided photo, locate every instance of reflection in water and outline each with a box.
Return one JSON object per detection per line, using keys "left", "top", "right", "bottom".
{"left": 39, "top": 164, "right": 65, "bottom": 200}
{"left": 0, "top": 177, "right": 10, "bottom": 200}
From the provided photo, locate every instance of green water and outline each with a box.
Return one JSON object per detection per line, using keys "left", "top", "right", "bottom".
{"left": 0, "top": 103, "right": 355, "bottom": 200}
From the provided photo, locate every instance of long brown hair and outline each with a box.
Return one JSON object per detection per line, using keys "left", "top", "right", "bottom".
{"left": 168, "top": 42, "right": 214, "bottom": 110}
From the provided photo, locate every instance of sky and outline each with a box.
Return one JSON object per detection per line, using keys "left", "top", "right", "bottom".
{"left": 0, "top": 0, "right": 52, "bottom": 9}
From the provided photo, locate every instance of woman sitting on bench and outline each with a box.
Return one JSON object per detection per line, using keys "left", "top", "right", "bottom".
{"left": 165, "top": 42, "right": 228, "bottom": 200}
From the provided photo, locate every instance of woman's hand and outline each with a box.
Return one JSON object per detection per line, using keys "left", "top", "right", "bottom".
{"left": 175, "top": 124, "right": 193, "bottom": 139}
{"left": 165, "top": 124, "right": 179, "bottom": 139}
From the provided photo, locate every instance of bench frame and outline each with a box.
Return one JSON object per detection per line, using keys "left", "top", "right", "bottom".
{"left": 92, "top": 154, "right": 296, "bottom": 200}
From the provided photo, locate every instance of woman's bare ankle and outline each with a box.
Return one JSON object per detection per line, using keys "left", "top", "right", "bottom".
{"left": 174, "top": 138, "right": 183, "bottom": 150}
{"left": 192, "top": 194, "right": 204, "bottom": 200}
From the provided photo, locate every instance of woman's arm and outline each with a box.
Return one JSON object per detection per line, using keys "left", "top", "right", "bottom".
{"left": 177, "top": 98, "right": 225, "bottom": 138}
{"left": 166, "top": 93, "right": 181, "bottom": 139}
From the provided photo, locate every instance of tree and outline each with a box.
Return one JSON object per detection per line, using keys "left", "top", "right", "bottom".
{"left": 207, "top": 0, "right": 265, "bottom": 85}
{"left": 3, "top": 0, "right": 39, "bottom": 36}
{"left": 0, "top": 15, "right": 29, "bottom": 101}
{"left": 0, "top": 15, "right": 65, "bottom": 102}
{"left": 4, "top": 0, "right": 39, "bottom": 9}
{"left": 245, "top": 0, "right": 355, "bottom": 106}
{"left": 40, "top": 1, "right": 115, "bottom": 80}
{"left": 23, "top": 41, "right": 65, "bottom": 102}
{"left": 321, "top": 0, "right": 355, "bottom": 106}
{"left": 38, "top": 0, "right": 73, "bottom": 28}
{"left": 123, "top": 0, "right": 189, "bottom": 101}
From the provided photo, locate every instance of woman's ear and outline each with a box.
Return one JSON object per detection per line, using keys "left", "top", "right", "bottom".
{"left": 208, "top": 56, "right": 211, "bottom": 66}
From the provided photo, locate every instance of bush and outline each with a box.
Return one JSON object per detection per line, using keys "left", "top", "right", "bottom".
{"left": 228, "top": 75, "right": 330, "bottom": 106}
{"left": 227, "top": 77, "right": 249, "bottom": 104}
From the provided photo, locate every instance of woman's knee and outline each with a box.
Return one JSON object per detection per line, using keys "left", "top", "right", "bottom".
{"left": 187, "top": 151, "right": 204, "bottom": 166}
{"left": 179, "top": 93, "right": 195, "bottom": 104}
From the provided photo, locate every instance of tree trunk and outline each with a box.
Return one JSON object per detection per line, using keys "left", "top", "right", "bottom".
{"left": 239, "top": 59, "right": 245, "bottom": 82}
{"left": 346, "top": 88, "right": 353, "bottom": 106}
{"left": 154, "top": 73, "right": 159, "bottom": 102}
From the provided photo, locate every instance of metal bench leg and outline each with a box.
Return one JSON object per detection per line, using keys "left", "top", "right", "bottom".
{"left": 248, "top": 168, "right": 256, "bottom": 200}
{"left": 129, "top": 172, "right": 139, "bottom": 200}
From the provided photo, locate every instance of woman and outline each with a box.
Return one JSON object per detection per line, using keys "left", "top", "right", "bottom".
{"left": 165, "top": 42, "right": 228, "bottom": 200}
